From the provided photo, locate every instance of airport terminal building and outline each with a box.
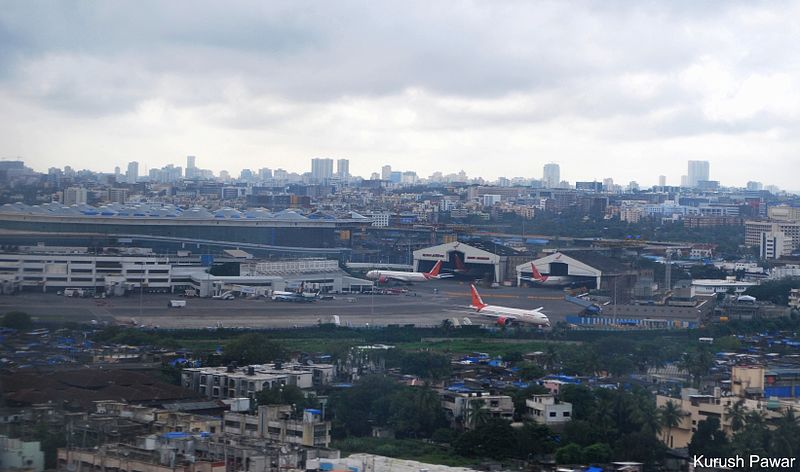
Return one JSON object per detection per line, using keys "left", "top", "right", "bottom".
{"left": 0, "top": 203, "right": 372, "bottom": 258}
{"left": 0, "top": 247, "right": 372, "bottom": 296}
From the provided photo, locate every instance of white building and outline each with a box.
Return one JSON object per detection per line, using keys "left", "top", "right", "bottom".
{"left": 311, "top": 158, "right": 334, "bottom": 181}
{"left": 482, "top": 194, "right": 501, "bottom": 207}
{"left": 0, "top": 435, "right": 45, "bottom": 472}
{"left": 63, "top": 187, "right": 88, "bottom": 205}
{"left": 525, "top": 394, "right": 572, "bottom": 426}
{"left": 365, "top": 212, "right": 390, "bottom": 227}
{"left": 182, "top": 363, "right": 335, "bottom": 400}
{"left": 543, "top": 163, "right": 560, "bottom": 188}
{"left": 440, "top": 391, "right": 514, "bottom": 428}
{"left": 760, "top": 228, "right": 793, "bottom": 260}
{"left": 691, "top": 278, "right": 757, "bottom": 295}
{"left": 126, "top": 161, "right": 139, "bottom": 184}
{"left": 687, "top": 160, "right": 709, "bottom": 188}
{"left": 336, "top": 159, "right": 349, "bottom": 179}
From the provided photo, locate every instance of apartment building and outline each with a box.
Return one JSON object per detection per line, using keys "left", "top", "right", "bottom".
{"left": 181, "top": 364, "right": 335, "bottom": 400}
{"left": 525, "top": 394, "right": 573, "bottom": 427}
{"left": 223, "top": 405, "right": 331, "bottom": 448}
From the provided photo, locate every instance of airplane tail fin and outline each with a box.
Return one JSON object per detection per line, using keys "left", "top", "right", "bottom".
{"left": 454, "top": 253, "right": 466, "bottom": 271}
{"left": 470, "top": 284, "right": 487, "bottom": 310}
{"left": 530, "top": 263, "right": 546, "bottom": 281}
{"left": 428, "top": 260, "right": 443, "bottom": 277}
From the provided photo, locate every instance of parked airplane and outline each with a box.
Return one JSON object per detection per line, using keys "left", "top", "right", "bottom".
{"left": 469, "top": 284, "right": 550, "bottom": 327}
{"left": 271, "top": 290, "right": 316, "bottom": 302}
{"left": 520, "top": 263, "right": 575, "bottom": 288}
{"left": 366, "top": 260, "right": 451, "bottom": 284}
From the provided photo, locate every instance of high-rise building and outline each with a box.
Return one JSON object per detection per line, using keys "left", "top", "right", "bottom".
{"left": 336, "top": 159, "right": 350, "bottom": 178}
{"left": 658, "top": 175, "right": 666, "bottom": 187}
{"left": 108, "top": 188, "right": 128, "bottom": 204}
{"left": 311, "top": 158, "right": 334, "bottom": 181}
{"left": 687, "top": 160, "right": 710, "bottom": 188}
{"left": 543, "top": 163, "right": 560, "bottom": 188}
{"left": 126, "top": 161, "right": 139, "bottom": 184}
{"left": 258, "top": 168, "right": 273, "bottom": 181}
{"left": 746, "top": 181, "right": 763, "bottom": 191}
{"left": 63, "top": 187, "right": 88, "bottom": 205}
{"left": 187, "top": 155, "right": 196, "bottom": 170}
{"left": 381, "top": 165, "right": 392, "bottom": 181}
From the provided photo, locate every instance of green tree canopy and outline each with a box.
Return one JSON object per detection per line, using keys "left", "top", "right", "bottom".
{"left": 2, "top": 311, "right": 32, "bottom": 330}
{"left": 222, "top": 333, "right": 287, "bottom": 365}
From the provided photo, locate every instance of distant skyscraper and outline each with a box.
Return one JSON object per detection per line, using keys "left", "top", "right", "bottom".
{"left": 687, "top": 160, "right": 710, "bottom": 188}
{"left": 258, "top": 168, "right": 273, "bottom": 180}
{"left": 185, "top": 155, "right": 197, "bottom": 179}
{"left": 311, "top": 158, "right": 334, "bottom": 181}
{"left": 63, "top": 187, "right": 88, "bottom": 205}
{"left": 126, "top": 161, "right": 138, "bottom": 184}
{"left": 336, "top": 159, "right": 350, "bottom": 178}
{"left": 658, "top": 175, "right": 666, "bottom": 187}
{"left": 381, "top": 165, "right": 392, "bottom": 181}
{"left": 114, "top": 166, "right": 121, "bottom": 179}
{"left": 543, "top": 163, "right": 560, "bottom": 188}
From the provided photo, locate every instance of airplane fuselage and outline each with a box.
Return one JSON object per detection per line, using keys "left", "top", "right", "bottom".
{"left": 366, "top": 270, "right": 433, "bottom": 283}
{"left": 471, "top": 304, "right": 551, "bottom": 326}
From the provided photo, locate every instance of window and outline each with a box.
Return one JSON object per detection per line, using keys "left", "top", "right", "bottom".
{"left": 563, "top": 411, "right": 570, "bottom": 417}
{"left": 549, "top": 412, "right": 556, "bottom": 417}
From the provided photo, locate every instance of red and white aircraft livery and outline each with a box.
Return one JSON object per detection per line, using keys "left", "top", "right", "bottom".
{"left": 521, "top": 263, "right": 574, "bottom": 288}
{"left": 469, "top": 284, "right": 550, "bottom": 327}
{"left": 366, "top": 260, "right": 451, "bottom": 283}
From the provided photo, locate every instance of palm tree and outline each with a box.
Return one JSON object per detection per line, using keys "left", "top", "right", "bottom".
{"left": 467, "top": 399, "right": 489, "bottom": 429}
{"left": 658, "top": 400, "right": 685, "bottom": 449}
{"left": 771, "top": 408, "right": 800, "bottom": 457}
{"left": 542, "top": 346, "right": 560, "bottom": 371}
{"left": 725, "top": 399, "right": 747, "bottom": 433}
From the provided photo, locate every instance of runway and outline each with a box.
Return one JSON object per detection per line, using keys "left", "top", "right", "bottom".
{"left": 0, "top": 280, "right": 582, "bottom": 329}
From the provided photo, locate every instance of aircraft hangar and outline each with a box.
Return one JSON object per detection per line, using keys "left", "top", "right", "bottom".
{"left": 516, "top": 250, "right": 637, "bottom": 294}
{"left": 412, "top": 240, "right": 524, "bottom": 282}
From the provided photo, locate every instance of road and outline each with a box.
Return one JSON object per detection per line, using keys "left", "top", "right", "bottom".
{"left": 0, "top": 280, "right": 584, "bottom": 329}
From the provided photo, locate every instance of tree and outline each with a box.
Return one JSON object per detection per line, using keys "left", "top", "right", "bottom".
{"left": 222, "top": 333, "right": 286, "bottom": 365}
{"left": 2, "top": 311, "right": 32, "bottom": 330}
{"left": 466, "top": 399, "right": 489, "bottom": 430}
{"left": 555, "top": 443, "right": 584, "bottom": 465}
{"left": 771, "top": 408, "right": 800, "bottom": 458}
{"left": 328, "top": 375, "right": 397, "bottom": 437}
{"left": 582, "top": 443, "right": 612, "bottom": 464}
{"left": 730, "top": 410, "right": 770, "bottom": 458}
{"left": 387, "top": 386, "right": 447, "bottom": 438}
{"left": 559, "top": 384, "right": 596, "bottom": 420}
{"left": 688, "top": 417, "right": 729, "bottom": 457}
{"left": 454, "top": 419, "right": 517, "bottom": 459}
{"left": 515, "top": 422, "right": 556, "bottom": 457}
{"left": 658, "top": 400, "right": 685, "bottom": 448}
{"left": 255, "top": 385, "right": 314, "bottom": 412}
{"left": 725, "top": 399, "right": 747, "bottom": 433}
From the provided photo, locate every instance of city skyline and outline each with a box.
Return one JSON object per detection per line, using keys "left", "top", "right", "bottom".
{"left": 19, "top": 156, "right": 788, "bottom": 192}
{"left": 1, "top": 2, "right": 799, "bottom": 188}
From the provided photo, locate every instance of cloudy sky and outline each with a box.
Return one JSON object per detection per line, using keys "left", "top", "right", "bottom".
{"left": 1, "top": 1, "right": 798, "bottom": 188}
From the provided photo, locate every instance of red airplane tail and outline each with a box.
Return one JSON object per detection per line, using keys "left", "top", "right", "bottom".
{"left": 530, "top": 263, "right": 548, "bottom": 282}
{"left": 470, "top": 284, "right": 487, "bottom": 310}
{"left": 453, "top": 253, "right": 467, "bottom": 271}
{"left": 427, "top": 260, "right": 443, "bottom": 277}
